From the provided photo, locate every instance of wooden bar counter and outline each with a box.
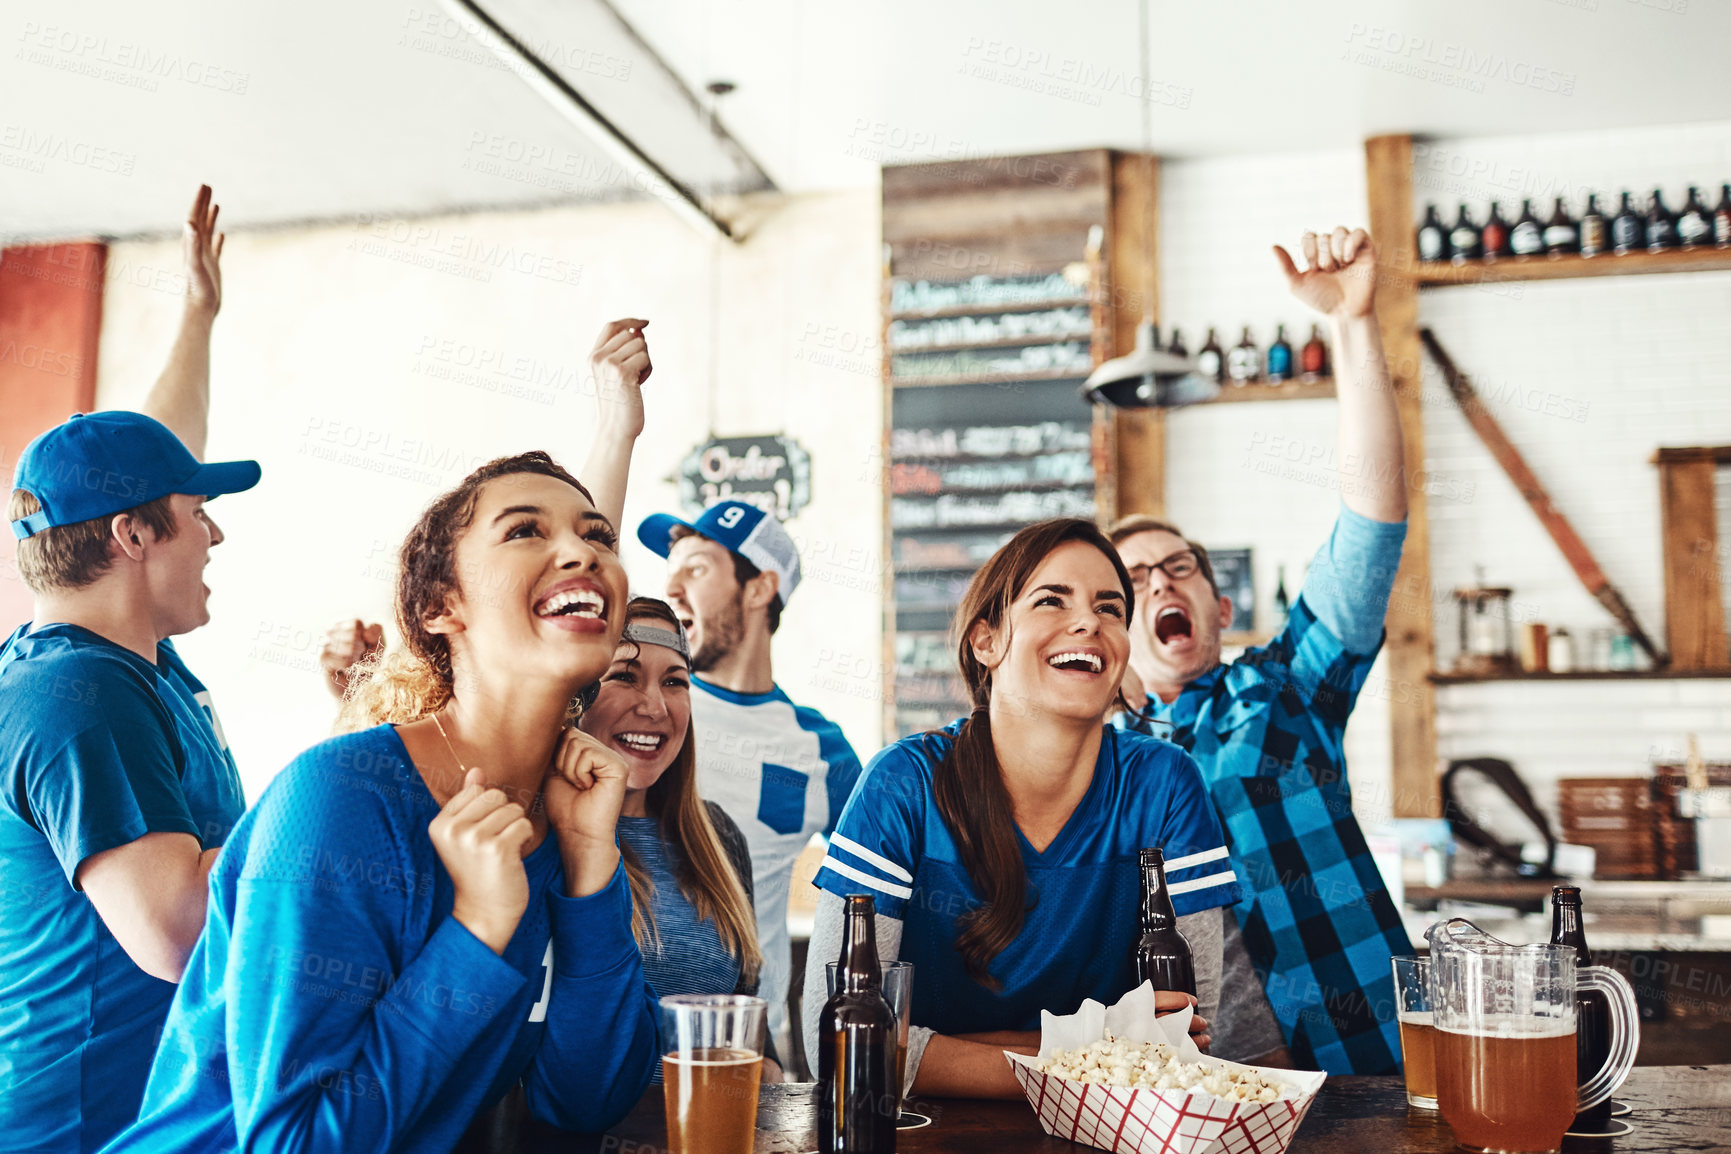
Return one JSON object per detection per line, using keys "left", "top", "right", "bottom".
{"left": 488, "top": 1065, "right": 1730, "bottom": 1153}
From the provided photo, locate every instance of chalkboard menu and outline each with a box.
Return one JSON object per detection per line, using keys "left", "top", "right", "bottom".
{"left": 887, "top": 281, "right": 1101, "bottom": 738}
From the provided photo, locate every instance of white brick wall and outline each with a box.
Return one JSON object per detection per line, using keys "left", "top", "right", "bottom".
{"left": 1158, "top": 125, "right": 1731, "bottom": 833}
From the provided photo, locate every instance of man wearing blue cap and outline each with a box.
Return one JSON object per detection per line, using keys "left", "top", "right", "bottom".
{"left": 638, "top": 500, "right": 863, "bottom": 1068}
{"left": 0, "top": 187, "right": 260, "bottom": 1153}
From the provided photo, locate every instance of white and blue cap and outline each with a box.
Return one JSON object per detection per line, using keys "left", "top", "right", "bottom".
{"left": 637, "top": 500, "right": 802, "bottom": 604}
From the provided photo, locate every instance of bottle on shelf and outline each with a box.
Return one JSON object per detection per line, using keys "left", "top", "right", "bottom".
{"left": 1610, "top": 191, "right": 1645, "bottom": 254}
{"left": 1133, "top": 848, "right": 1196, "bottom": 996}
{"left": 1481, "top": 201, "right": 1512, "bottom": 259}
{"left": 1715, "top": 184, "right": 1731, "bottom": 249}
{"left": 1300, "top": 324, "right": 1328, "bottom": 382}
{"left": 1543, "top": 197, "right": 1580, "bottom": 255}
{"left": 1265, "top": 324, "right": 1293, "bottom": 384}
{"left": 1578, "top": 194, "right": 1608, "bottom": 258}
{"left": 1448, "top": 203, "right": 1482, "bottom": 263}
{"left": 1677, "top": 185, "right": 1713, "bottom": 248}
{"left": 1645, "top": 188, "right": 1678, "bottom": 251}
{"left": 1196, "top": 327, "right": 1225, "bottom": 383}
{"left": 816, "top": 894, "right": 898, "bottom": 1153}
{"left": 1510, "top": 199, "right": 1546, "bottom": 257}
{"left": 1167, "top": 327, "right": 1188, "bottom": 359}
{"left": 1417, "top": 204, "right": 1449, "bottom": 262}
{"left": 1551, "top": 886, "right": 1613, "bottom": 1136}
{"left": 1273, "top": 564, "right": 1291, "bottom": 626}
{"left": 1227, "top": 326, "right": 1260, "bottom": 385}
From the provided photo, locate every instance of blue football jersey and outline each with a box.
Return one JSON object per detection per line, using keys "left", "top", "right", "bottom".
{"left": 813, "top": 721, "right": 1239, "bottom": 1036}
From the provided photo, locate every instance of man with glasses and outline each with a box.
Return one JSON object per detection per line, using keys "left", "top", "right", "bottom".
{"left": 1111, "top": 226, "right": 1411, "bottom": 1077}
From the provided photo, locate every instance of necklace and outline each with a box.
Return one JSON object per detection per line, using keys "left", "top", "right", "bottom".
{"left": 431, "top": 710, "right": 468, "bottom": 775}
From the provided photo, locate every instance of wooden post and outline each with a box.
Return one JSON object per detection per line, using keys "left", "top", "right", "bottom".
{"left": 1654, "top": 447, "right": 1729, "bottom": 670}
{"left": 1363, "top": 135, "right": 1440, "bottom": 818}
{"left": 1107, "top": 150, "right": 1164, "bottom": 520}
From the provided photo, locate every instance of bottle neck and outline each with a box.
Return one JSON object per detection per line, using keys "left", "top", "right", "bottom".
{"left": 1551, "top": 895, "right": 1591, "bottom": 965}
{"left": 838, "top": 901, "right": 882, "bottom": 994}
{"left": 1139, "top": 855, "right": 1178, "bottom": 932}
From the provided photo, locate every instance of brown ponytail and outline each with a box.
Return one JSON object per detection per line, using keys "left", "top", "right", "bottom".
{"left": 931, "top": 517, "right": 1135, "bottom": 989}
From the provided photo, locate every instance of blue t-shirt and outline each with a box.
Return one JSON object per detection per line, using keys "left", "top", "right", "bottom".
{"left": 619, "top": 815, "right": 745, "bottom": 1003}
{"left": 812, "top": 722, "right": 1240, "bottom": 1036}
{"left": 107, "top": 725, "right": 658, "bottom": 1154}
{"left": 0, "top": 624, "right": 244, "bottom": 1154}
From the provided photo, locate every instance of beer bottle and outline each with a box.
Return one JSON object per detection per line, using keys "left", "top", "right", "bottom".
{"left": 1448, "top": 204, "right": 1482, "bottom": 262}
{"left": 1610, "top": 191, "right": 1644, "bottom": 254}
{"left": 818, "top": 895, "right": 897, "bottom": 1153}
{"left": 1551, "top": 886, "right": 1612, "bottom": 1134}
{"left": 1579, "top": 194, "right": 1608, "bottom": 257}
{"left": 1274, "top": 565, "right": 1290, "bottom": 626}
{"left": 1677, "top": 185, "right": 1713, "bottom": 248}
{"left": 1645, "top": 189, "right": 1678, "bottom": 251}
{"left": 1300, "top": 324, "right": 1328, "bottom": 382}
{"left": 1227, "top": 326, "right": 1260, "bottom": 385}
{"left": 1167, "top": 327, "right": 1189, "bottom": 359}
{"left": 1510, "top": 199, "right": 1546, "bottom": 257}
{"left": 1265, "top": 324, "right": 1293, "bottom": 384}
{"left": 1714, "top": 184, "right": 1731, "bottom": 249}
{"left": 1417, "top": 204, "right": 1449, "bottom": 262}
{"left": 1481, "top": 201, "right": 1512, "bottom": 259}
{"left": 1133, "top": 848, "right": 1196, "bottom": 996}
{"left": 1196, "top": 328, "right": 1225, "bottom": 383}
{"left": 1543, "top": 197, "right": 1580, "bottom": 255}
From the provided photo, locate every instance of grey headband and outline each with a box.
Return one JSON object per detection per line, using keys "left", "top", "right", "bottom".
{"left": 623, "top": 621, "right": 689, "bottom": 661}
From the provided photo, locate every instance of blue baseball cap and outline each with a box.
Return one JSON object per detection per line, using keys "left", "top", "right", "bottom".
{"left": 11, "top": 411, "right": 261, "bottom": 540}
{"left": 638, "top": 499, "right": 802, "bottom": 603}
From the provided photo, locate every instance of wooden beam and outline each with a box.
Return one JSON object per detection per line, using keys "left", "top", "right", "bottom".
{"left": 1657, "top": 458, "right": 1727, "bottom": 671}
{"left": 1106, "top": 150, "right": 1164, "bottom": 520}
{"left": 1364, "top": 135, "right": 1440, "bottom": 819}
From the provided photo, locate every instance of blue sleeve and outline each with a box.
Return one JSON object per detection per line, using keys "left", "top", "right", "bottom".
{"left": 1143, "top": 743, "right": 1242, "bottom": 917}
{"left": 792, "top": 705, "right": 864, "bottom": 835}
{"left": 522, "top": 864, "right": 658, "bottom": 1132}
{"left": 224, "top": 778, "right": 531, "bottom": 1153}
{"left": 811, "top": 740, "right": 928, "bottom": 920}
{"left": 24, "top": 679, "right": 197, "bottom": 884}
{"left": 1298, "top": 503, "right": 1407, "bottom": 656}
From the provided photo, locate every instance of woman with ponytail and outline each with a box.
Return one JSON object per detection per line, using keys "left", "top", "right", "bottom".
{"left": 802, "top": 518, "right": 1241, "bottom": 1098}
{"left": 110, "top": 452, "right": 658, "bottom": 1152}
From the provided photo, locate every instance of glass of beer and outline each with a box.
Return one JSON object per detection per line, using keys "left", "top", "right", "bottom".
{"left": 1391, "top": 955, "right": 1437, "bottom": 1110}
{"left": 1426, "top": 919, "right": 1639, "bottom": 1154}
{"left": 659, "top": 994, "right": 766, "bottom": 1154}
{"left": 828, "top": 960, "right": 916, "bottom": 1124}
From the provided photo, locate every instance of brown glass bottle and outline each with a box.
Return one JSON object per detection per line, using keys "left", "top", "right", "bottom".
{"left": 1133, "top": 848, "right": 1196, "bottom": 996}
{"left": 1300, "top": 324, "right": 1328, "bottom": 382}
{"left": 1481, "top": 202, "right": 1512, "bottom": 259}
{"left": 1551, "top": 885, "right": 1612, "bottom": 1135}
{"left": 1196, "top": 327, "right": 1225, "bottom": 383}
{"left": 818, "top": 895, "right": 897, "bottom": 1153}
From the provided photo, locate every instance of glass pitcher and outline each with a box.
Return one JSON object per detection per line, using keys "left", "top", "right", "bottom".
{"left": 1424, "top": 919, "right": 1638, "bottom": 1154}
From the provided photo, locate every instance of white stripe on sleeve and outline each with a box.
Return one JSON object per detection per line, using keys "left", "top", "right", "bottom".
{"left": 1167, "top": 870, "right": 1237, "bottom": 897}
{"left": 819, "top": 856, "right": 914, "bottom": 901}
{"left": 829, "top": 833, "right": 914, "bottom": 883}
{"left": 1165, "top": 845, "right": 1230, "bottom": 872}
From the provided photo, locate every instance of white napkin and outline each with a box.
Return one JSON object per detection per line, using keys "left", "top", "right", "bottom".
{"left": 1036, "top": 980, "right": 1205, "bottom": 1062}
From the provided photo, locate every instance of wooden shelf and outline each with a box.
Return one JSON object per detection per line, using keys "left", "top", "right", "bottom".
{"left": 889, "top": 331, "right": 1092, "bottom": 355}
{"left": 1414, "top": 246, "right": 1731, "bottom": 287}
{"left": 890, "top": 367, "right": 1088, "bottom": 389}
{"left": 888, "top": 296, "right": 1089, "bottom": 321}
{"left": 1198, "top": 379, "right": 1336, "bottom": 404}
{"left": 1430, "top": 667, "right": 1731, "bottom": 685}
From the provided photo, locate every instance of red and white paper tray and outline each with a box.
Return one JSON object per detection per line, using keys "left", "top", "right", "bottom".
{"left": 1003, "top": 984, "right": 1326, "bottom": 1154}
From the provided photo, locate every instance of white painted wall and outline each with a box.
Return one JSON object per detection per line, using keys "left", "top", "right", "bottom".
{"left": 94, "top": 191, "right": 886, "bottom": 800}
{"left": 1157, "top": 123, "right": 1731, "bottom": 833}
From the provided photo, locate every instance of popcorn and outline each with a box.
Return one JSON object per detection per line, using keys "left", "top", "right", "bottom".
{"left": 1034, "top": 1031, "right": 1289, "bottom": 1105}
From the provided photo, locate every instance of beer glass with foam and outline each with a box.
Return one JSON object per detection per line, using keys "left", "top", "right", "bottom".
{"left": 1424, "top": 919, "right": 1638, "bottom": 1154}
{"left": 660, "top": 994, "right": 766, "bottom": 1154}
{"left": 1391, "top": 955, "right": 1437, "bottom": 1109}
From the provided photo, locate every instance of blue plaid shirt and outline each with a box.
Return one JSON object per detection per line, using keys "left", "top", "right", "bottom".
{"left": 1117, "top": 509, "right": 1411, "bottom": 1075}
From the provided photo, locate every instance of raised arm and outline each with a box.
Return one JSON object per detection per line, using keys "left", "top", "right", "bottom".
{"left": 1274, "top": 227, "right": 1406, "bottom": 523}
{"left": 140, "top": 185, "right": 224, "bottom": 460}
{"left": 579, "top": 318, "right": 652, "bottom": 532}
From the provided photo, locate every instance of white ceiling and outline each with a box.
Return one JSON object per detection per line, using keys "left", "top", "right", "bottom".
{"left": 3, "top": 0, "right": 1729, "bottom": 241}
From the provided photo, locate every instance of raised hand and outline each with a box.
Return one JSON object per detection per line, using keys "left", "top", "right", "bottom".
{"left": 318, "top": 618, "right": 385, "bottom": 700}
{"left": 588, "top": 318, "right": 652, "bottom": 440}
{"left": 183, "top": 184, "right": 224, "bottom": 319}
{"left": 1273, "top": 226, "right": 1375, "bottom": 320}
{"left": 429, "top": 767, "right": 535, "bottom": 955}
{"left": 544, "top": 728, "right": 630, "bottom": 896}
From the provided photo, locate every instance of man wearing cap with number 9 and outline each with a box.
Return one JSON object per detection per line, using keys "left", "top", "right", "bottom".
{"left": 637, "top": 499, "right": 864, "bottom": 1066}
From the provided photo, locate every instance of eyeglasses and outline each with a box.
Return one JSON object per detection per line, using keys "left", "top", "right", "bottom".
{"left": 1127, "top": 549, "right": 1200, "bottom": 591}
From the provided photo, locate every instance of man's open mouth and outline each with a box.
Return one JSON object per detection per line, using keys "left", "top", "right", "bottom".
{"left": 1154, "top": 606, "right": 1193, "bottom": 644}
